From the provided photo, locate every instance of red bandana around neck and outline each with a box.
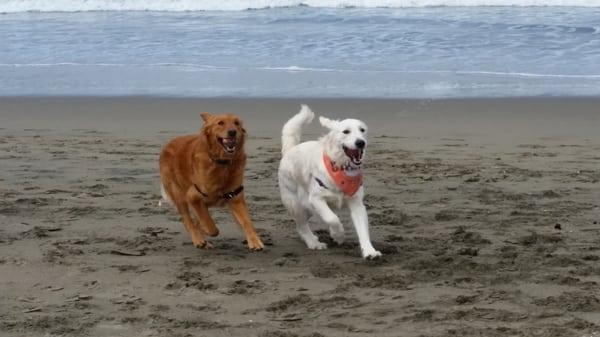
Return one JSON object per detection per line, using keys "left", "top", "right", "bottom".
{"left": 323, "top": 152, "right": 363, "bottom": 197}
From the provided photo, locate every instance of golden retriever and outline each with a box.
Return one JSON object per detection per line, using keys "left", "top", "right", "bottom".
{"left": 159, "top": 113, "right": 264, "bottom": 250}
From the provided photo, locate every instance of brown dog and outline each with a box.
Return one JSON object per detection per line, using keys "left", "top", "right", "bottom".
{"left": 159, "top": 113, "right": 264, "bottom": 250}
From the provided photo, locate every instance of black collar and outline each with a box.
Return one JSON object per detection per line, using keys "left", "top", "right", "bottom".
{"left": 194, "top": 184, "right": 244, "bottom": 200}
{"left": 212, "top": 158, "right": 232, "bottom": 165}
{"left": 315, "top": 177, "right": 328, "bottom": 189}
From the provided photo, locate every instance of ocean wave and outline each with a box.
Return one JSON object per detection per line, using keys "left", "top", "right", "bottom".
{"left": 2, "top": 62, "right": 600, "bottom": 79}
{"left": 2, "top": 0, "right": 600, "bottom": 13}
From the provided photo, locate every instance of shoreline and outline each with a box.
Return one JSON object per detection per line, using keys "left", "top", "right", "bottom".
{"left": 2, "top": 95, "right": 598, "bottom": 142}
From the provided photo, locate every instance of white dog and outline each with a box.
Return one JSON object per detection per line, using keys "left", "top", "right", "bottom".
{"left": 278, "top": 105, "right": 381, "bottom": 259}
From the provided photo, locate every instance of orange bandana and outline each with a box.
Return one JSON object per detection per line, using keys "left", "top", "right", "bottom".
{"left": 323, "top": 152, "right": 363, "bottom": 197}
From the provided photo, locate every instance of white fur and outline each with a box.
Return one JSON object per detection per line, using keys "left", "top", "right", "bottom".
{"left": 158, "top": 182, "right": 172, "bottom": 207}
{"left": 282, "top": 104, "right": 314, "bottom": 155}
{"left": 278, "top": 105, "right": 382, "bottom": 259}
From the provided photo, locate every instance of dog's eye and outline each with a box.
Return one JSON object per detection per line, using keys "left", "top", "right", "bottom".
{"left": 360, "top": 128, "right": 365, "bottom": 133}
{"left": 234, "top": 120, "right": 240, "bottom": 126}
{"left": 218, "top": 121, "right": 224, "bottom": 126}
{"left": 343, "top": 130, "right": 350, "bottom": 134}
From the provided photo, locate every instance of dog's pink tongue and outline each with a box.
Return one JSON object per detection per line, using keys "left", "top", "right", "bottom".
{"left": 223, "top": 138, "right": 235, "bottom": 146}
{"left": 348, "top": 148, "right": 359, "bottom": 159}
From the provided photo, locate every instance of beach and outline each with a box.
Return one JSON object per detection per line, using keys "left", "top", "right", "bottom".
{"left": 1, "top": 97, "right": 599, "bottom": 337}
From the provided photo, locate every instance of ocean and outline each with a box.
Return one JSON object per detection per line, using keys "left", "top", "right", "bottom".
{"left": 1, "top": 1, "right": 600, "bottom": 98}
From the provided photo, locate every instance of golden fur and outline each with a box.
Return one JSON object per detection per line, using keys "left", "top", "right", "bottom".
{"left": 159, "top": 113, "right": 264, "bottom": 250}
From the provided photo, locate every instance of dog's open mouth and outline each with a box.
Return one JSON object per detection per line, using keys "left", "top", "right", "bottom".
{"left": 343, "top": 146, "right": 363, "bottom": 166}
{"left": 218, "top": 137, "right": 237, "bottom": 153}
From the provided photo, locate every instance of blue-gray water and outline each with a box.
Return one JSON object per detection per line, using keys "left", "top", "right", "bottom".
{"left": 2, "top": 7, "right": 600, "bottom": 97}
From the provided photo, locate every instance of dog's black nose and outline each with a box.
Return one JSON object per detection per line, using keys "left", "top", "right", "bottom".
{"left": 355, "top": 139, "right": 365, "bottom": 149}
{"left": 227, "top": 129, "right": 237, "bottom": 137}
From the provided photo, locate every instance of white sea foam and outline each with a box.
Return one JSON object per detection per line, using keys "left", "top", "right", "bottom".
{"left": 2, "top": 0, "right": 600, "bottom": 13}
{"left": 2, "top": 63, "right": 600, "bottom": 79}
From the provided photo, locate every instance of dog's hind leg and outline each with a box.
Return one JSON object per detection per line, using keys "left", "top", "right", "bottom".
{"left": 294, "top": 209, "right": 327, "bottom": 250}
{"left": 166, "top": 186, "right": 211, "bottom": 249}
{"left": 174, "top": 200, "right": 212, "bottom": 249}
{"left": 280, "top": 181, "right": 326, "bottom": 249}
{"left": 188, "top": 197, "right": 220, "bottom": 237}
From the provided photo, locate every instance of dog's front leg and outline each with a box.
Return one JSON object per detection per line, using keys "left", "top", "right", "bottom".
{"left": 309, "top": 195, "right": 345, "bottom": 245}
{"left": 347, "top": 190, "right": 381, "bottom": 259}
{"left": 227, "top": 195, "right": 264, "bottom": 251}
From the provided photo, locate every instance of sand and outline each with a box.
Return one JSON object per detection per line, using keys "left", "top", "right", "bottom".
{"left": 1, "top": 97, "right": 599, "bottom": 337}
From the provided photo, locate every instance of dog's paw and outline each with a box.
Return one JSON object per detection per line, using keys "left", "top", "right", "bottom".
{"left": 307, "top": 241, "right": 328, "bottom": 250}
{"left": 329, "top": 230, "right": 345, "bottom": 245}
{"left": 247, "top": 237, "right": 265, "bottom": 251}
{"left": 362, "top": 249, "right": 382, "bottom": 259}
{"left": 204, "top": 227, "right": 220, "bottom": 237}
{"left": 194, "top": 240, "right": 214, "bottom": 250}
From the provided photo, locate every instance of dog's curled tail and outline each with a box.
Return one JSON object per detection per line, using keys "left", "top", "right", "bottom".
{"left": 281, "top": 104, "right": 314, "bottom": 155}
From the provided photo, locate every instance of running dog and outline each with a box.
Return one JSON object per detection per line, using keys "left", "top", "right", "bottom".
{"left": 278, "top": 105, "right": 381, "bottom": 259}
{"left": 159, "top": 113, "right": 264, "bottom": 251}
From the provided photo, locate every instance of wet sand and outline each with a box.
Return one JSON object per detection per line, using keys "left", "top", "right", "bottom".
{"left": 1, "top": 97, "right": 599, "bottom": 337}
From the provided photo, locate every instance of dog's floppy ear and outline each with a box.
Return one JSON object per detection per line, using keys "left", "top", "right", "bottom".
{"left": 319, "top": 116, "right": 336, "bottom": 130}
{"left": 200, "top": 112, "right": 212, "bottom": 123}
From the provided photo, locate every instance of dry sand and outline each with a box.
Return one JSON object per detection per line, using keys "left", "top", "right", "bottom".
{"left": 1, "top": 97, "right": 599, "bottom": 337}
